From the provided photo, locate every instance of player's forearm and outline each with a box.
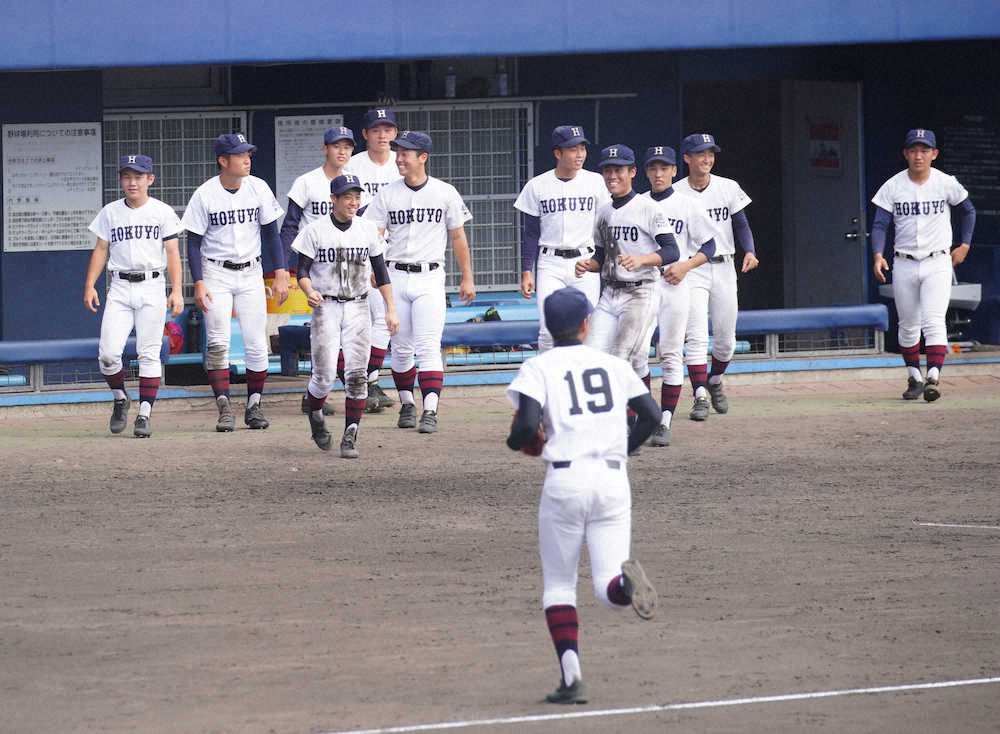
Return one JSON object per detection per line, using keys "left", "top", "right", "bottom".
{"left": 626, "top": 393, "right": 660, "bottom": 453}
{"left": 371, "top": 254, "right": 390, "bottom": 287}
{"left": 696, "top": 237, "right": 716, "bottom": 261}
{"left": 261, "top": 220, "right": 286, "bottom": 271}
{"left": 84, "top": 240, "right": 110, "bottom": 289}
{"left": 507, "top": 394, "right": 542, "bottom": 450}
{"left": 450, "top": 228, "right": 474, "bottom": 279}
{"left": 186, "top": 232, "right": 205, "bottom": 282}
{"left": 957, "top": 198, "right": 975, "bottom": 247}
{"left": 164, "top": 239, "right": 183, "bottom": 292}
{"left": 653, "top": 233, "right": 679, "bottom": 265}
{"left": 521, "top": 214, "right": 540, "bottom": 271}
{"left": 732, "top": 210, "right": 755, "bottom": 255}
{"left": 870, "top": 207, "right": 891, "bottom": 257}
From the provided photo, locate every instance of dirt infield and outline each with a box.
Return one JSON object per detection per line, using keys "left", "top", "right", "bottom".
{"left": 2, "top": 374, "right": 999, "bottom": 734}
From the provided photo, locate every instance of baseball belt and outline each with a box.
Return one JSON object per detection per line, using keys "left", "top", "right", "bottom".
{"left": 206, "top": 256, "right": 261, "bottom": 271}
{"left": 540, "top": 246, "right": 594, "bottom": 258}
{"left": 605, "top": 279, "right": 647, "bottom": 289}
{"left": 116, "top": 270, "right": 161, "bottom": 282}
{"left": 895, "top": 250, "right": 948, "bottom": 261}
{"left": 552, "top": 459, "right": 621, "bottom": 470}
{"left": 707, "top": 254, "right": 730, "bottom": 264}
{"left": 323, "top": 294, "right": 368, "bottom": 303}
{"left": 392, "top": 262, "right": 440, "bottom": 273}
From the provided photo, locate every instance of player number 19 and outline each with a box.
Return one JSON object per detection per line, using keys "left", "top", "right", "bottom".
{"left": 563, "top": 368, "right": 613, "bottom": 415}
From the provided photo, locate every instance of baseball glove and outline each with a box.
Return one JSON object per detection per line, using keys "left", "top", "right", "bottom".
{"left": 512, "top": 411, "right": 546, "bottom": 456}
{"left": 595, "top": 218, "right": 619, "bottom": 280}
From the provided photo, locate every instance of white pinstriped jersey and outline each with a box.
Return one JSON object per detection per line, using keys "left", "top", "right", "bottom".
{"left": 506, "top": 344, "right": 647, "bottom": 464}
{"left": 88, "top": 197, "right": 181, "bottom": 272}
{"left": 286, "top": 167, "right": 335, "bottom": 226}
{"left": 344, "top": 151, "right": 401, "bottom": 210}
{"left": 594, "top": 194, "right": 672, "bottom": 283}
{"left": 641, "top": 190, "right": 715, "bottom": 259}
{"left": 673, "top": 175, "right": 751, "bottom": 256}
{"left": 363, "top": 176, "right": 472, "bottom": 264}
{"left": 180, "top": 175, "right": 284, "bottom": 263}
{"left": 872, "top": 168, "right": 969, "bottom": 258}
{"left": 513, "top": 169, "right": 611, "bottom": 249}
{"left": 291, "top": 216, "right": 387, "bottom": 299}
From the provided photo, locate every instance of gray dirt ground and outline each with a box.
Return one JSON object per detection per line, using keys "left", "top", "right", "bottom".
{"left": 1, "top": 374, "right": 998, "bottom": 734}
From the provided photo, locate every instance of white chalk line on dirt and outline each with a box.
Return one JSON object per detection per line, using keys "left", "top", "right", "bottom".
{"left": 318, "top": 676, "right": 1000, "bottom": 734}
{"left": 916, "top": 521, "right": 1000, "bottom": 531}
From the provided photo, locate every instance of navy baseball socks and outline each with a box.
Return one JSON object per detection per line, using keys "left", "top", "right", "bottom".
{"left": 688, "top": 363, "right": 709, "bottom": 420}
{"left": 707, "top": 357, "right": 730, "bottom": 413}
{"left": 134, "top": 376, "right": 159, "bottom": 437}
{"left": 653, "top": 383, "right": 681, "bottom": 446}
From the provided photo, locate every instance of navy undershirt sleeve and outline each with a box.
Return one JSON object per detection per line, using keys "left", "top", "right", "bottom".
{"left": 957, "top": 198, "right": 976, "bottom": 245}
{"left": 732, "top": 210, "right": 755, "bottom": 254}
{"left": 654, "top": 233, "right": 680, "bottom": 265}
{"left": 507, "top": 393, "right": 543, "bottom": 450}
{"left": 297, "top": 254, "right": 314, "bottom": 281}
{"left": 371, "top": 254, "right": 390, "bottom": 287}
{"left": 593, "top": 246, "right": 606, "bottom": 267}
{"left": 279, "top": 199, "right": 304, "bottom": 273}
{"left": 261, "top": 220, "right": 286, "bottom": 271}
{"left": 870, "top": 206, "right": 892, "bottom": 257}
{"left": 186, "top": 231, "right": 204, "bottom": 282}
{"left": 697, "top": 237, "right": 716, "bottom": 260}
{"left": 521, "top": 214, "right": 540, "bottom": 271}
{"left": 626, "top": 393, "right": 660, "bottom": 453}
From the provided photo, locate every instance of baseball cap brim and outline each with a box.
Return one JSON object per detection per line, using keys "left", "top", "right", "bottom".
{"left": 392, "top": 140, "right": 429, "bottom": 151}
{"left": 685, "top": 142, "right": 721, "bottom": 154}
{"left": 644, "top": 154, "right": 676, "bottom": 166}
{"left": 600, "top": 157, "right": 634, "bottom": 167}
{"left": 556, "top": 135, "right": 589, "bottom": 147}
{"left": 227, "top": 142, "right": 257, "bottom": 154}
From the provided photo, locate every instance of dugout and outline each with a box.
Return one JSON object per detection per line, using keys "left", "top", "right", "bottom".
{"left": 1, "top": 1, "right": 999, "bottom": 345}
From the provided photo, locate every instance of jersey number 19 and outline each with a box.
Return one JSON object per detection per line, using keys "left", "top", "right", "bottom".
{"left": 564, "top": 368, "right": 613, "bottom": 415}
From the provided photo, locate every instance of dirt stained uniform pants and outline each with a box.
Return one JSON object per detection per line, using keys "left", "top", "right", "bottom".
{"left": 308, "top": 296, "right": 372, "bottom": 399}
{"left": 201, "top": 259, "right": 269, "bottom": 373}
{"left": 586, "top": 281, "right": 659, "bottom": 377}
{"left": 535, "top": 249, "right": 601, "bottom": 352}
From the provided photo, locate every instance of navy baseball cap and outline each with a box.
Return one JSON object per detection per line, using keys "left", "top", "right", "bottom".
{"left": 599, "top": 144, "right": 636, "bottom": 167}
{"left": 552, "top": 125, "right": 589, "bottom": 148}
{"left": 644, "top": 145, "right": 677, "bottom": 166}
{"left": 393, "top": 130, "right": 433, "bottom": 153}
{"left": 904, "top": 128, "right": 937, "bottom": 148}
{"left": 362, "top": 108, "right": 398, "bottom": 129}
{"left": 681, "top": 133, "right": 721, "bottom": 155}
{"left": 214, "top": 133, "right": 256, "bottom": 156}
{"left": 330, "top": 173, "right": 364, "bottom": 196}
{"left": 544, "top": 287, "right": 594, "bottom": 338}
{"left": 119, "top": 154, "right": 153, "bottom": 173}
{"left": 324, "top": 126, "right": 356, "bottom": 145}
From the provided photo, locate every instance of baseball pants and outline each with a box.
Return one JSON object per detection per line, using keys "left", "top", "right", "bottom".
{"left": 892, "top": 253, "right": 951, "bottom": 347}
{"left": 98, "top": 275, "right": 166, "bottom": 378}
{"left": 369, "top": 287, "right": 391, "bottom": 352}
{"left": 389, "top": 266, "right": 446, "bottom": 374}
{"left": 586, "top": 281, "right": 659, "bottom": 377}
{"left": 201, "top": 259, "right": 269, "bottom": 373}
{"left": 535, "top": 252, "right": 600, "bottom": 352}
{"left": 308, "top": 298, "right": 371, "bottom": 400}
{"left": 685, "top": 255, "right": 738, "bottom": 366}
{"left": 539, "top": 457, "right": 632, "bottom": 610}
{"left": 656, "top": 277, "right": 692, "bottom": 385}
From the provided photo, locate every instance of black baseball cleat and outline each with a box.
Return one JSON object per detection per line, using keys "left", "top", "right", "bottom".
{"left": 902, "top": 377, "right": 925, "bottom": 400}
{"left": 689, "top": 396, "right": 709, "bottom": 421}
{"left": 133, "top": 414, "right": 151, "bottom": 438}
{"left": 417, "top": 409, "right": 438, "bottom": 434}
{"left": 244, "top": 404, "right": 269, "bottom": 430}
{"left": 650, "top": 423, "right": 671, "bottom": 447}
{"left": 340, "top": 424, "right": 359, "bottom": 459}
{"left": 707, "top": 381, "right": 729, "bottom": 413}
{"left": 923, "top": 377, "right": 941, "bottom": 402}
{"left": 216, "top": 395, "right": 235, "bottom": 432}
{"left": 546, "top": 678, "right": 587, "bottom": 704}
{"left": 365, "top": 382, "right": 383, "bottom": 414}
{"left": 301, "top": 394, "right": 335, "bottom": 415}
{"left": 110, "top": 395, "right": 130, "bottom": 434}
{"left": 621, "top": 558, "right": 657, "bottom": 620}
{"left": 397, "top": 403, "right": 417, "bottom": 429}
{"left": 309, "top": 411, "right": 331, "bottom": 451}
{"left": 374, "top": 382, "right": 395, "bottom": 409}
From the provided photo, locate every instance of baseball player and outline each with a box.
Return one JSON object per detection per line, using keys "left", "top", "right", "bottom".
{"left": 344, "top": 108, "right": 403, "bottom": 413}
{"left": 281, "top": 125, "right": 357, "bottom": 417}
{"left": 83, "top": 154, "right": 183, "bottom": 438}
{"left": 575, "top": 145, "right": 679, "bottom": 391}
{"left": 506, "top": 286, "right": 660, "bottom": 704}
{"left": 641, "top": 146, "right": 717, "bottom": 447}
{"left": 292, "top": 174, "right": 399, "bottom": 457}
{"left": 514, "top": 124, "right": 610, "bottom": 352}
{"left": 674, "top": 133, "right": 758, "bottom": 421}
{"left": 182, "top": 133, "right": 288, "bottom": 432}
{"left": 871, "top": 128, "right": 975, "bottom": 401}
{"left": 363, "top": 130, "right": 475, "bottom": 434}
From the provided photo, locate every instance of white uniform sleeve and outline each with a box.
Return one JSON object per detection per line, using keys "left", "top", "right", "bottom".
{"left": 513, "top": 178, "right": 539, "bottom": 217}
{"left": 364, "top": 188, "right": 388, "bottom": 229}
{"left": 597, "top": 179, "right": 612, "bottom": 207}
{"left": 287, "top": 173, "right": 310, "bottom": 209}
{"left": 445, "top": 185, "right": 473, "bottom": 230}
{"left": 180, "top": 189, "right": 209, "bottom": 236}
{"left": 88, "top": 206, "right": 110, "bottom": 242}
{"left": 160, "top": 205, "right": 182, "bottom": 240}
{"left": 369, "top": 226, "right": 388, "bottom": 259}
{"left": 256, "top": 179, "right": 284, "bottom": 226}
{"left": 687, "top": 203, "right": 715, "bottom": 246}
{"left": 871, "top": 178, "right": 895, "bottom": 212}
{"left": 290, "top": 225, "right": 316, "bottom": 259}
{"left": 729, "top": 181, "right": 752, "bottom": 215}
{"left": 946, "top": 174, "right": 969, "bottom": 206}
{"left": 506, "top": 358, "right": 546, "bottom": 409}
{"left": 648, "top": 202, "right": 671, "bottom": 239}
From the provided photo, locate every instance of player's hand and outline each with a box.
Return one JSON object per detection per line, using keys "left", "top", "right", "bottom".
{"left": 167, "top": 290, "right": 184, "bottom": 317}
{"left": 385, "top": 310, "right": 400, "bottom": 336}
{"left": 873, "top": 253, "right": 889, "bottom": 284}
{"left": 194, "top": 281, "right": 212, "bottom": 311}
{"left": 83, "top": 286, "right": 100, "bottom": 312}
{"left": 951, "top": 243, "right": 970, "bottom": 267}
{"left": 575, "top": 258, "right": 596, "bottom": 278}
{"left": 273, "top": 269, "right": 291, "bottom": 306}
{"left": 520, "top": 270, "right": 535, "bottom": 298}
{"left": 305, "top": 290, "right": 323, "bottom": 308}
{"left": 459, "top": 276, "right": 476, "bottom": 305}
{"left": 618, "top": 253, "right": 642, "bottom": 272}
{"left": 741, "top": 252, "right": 759, "bottom": 273}
{"left": 663, "top": 260, "right": 690, "bottom": 285}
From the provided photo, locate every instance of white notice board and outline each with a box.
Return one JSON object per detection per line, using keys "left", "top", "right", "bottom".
{"left": 2, "top": 122, "right": 102, "bottom": 252}
{"left": 274, "top": 114, "right": 344, "bottom": 224}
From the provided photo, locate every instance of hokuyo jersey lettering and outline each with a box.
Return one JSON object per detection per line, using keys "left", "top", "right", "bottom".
{"left": 363, "top": 177, "right": 472, "bottom": 263}
{"left": 872, "top": 168, "right": 969, "bottom": 258}
{"left": 180, "top": 175, "right": 284, "bottom": 263}
{"left": 344, "top": 151, "right": 402, "bottom": 210}
{"left": 506, "top": 344, "right": 648, "bottom": 464}
{"left": 672, "top": 175, "right": 751, "bottom": 256}
{"left": 287, "top": 167, "right": 338, "bottom": 225}
{"left": 291, "top": 216, "right": 387, "bottom": 299}
{"left": 595, "top": 195, "right": 672, "bottom": 283}
{"left": 513, "top": 169, "right": 611, "bottom": 249}
{"left": 641, "top": 190, "right": 715, "bottom": 259}
{"left": 88, "top": 197, "right": 182, "bottom": 272}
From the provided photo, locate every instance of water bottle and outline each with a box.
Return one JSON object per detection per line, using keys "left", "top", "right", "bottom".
{"left": 185, "top": 307, "right": 202, "bottom": 353}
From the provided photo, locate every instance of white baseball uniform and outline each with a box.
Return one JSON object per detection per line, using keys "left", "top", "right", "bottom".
{"left": 673, "top": 174, "right": 751, "bottom": 365}
{"left": 89, "top": 197, "right": 181, "bottom": 377}
{"left": 585, "top": 194, "right": 670, "bottom": 376}
{"left": 291, "top": 215, "right": 388, "bottom": 400}
{"left": 363, "top": 176, "right": 471, "bottom": 376}
{"left": 872, "top": 168, "right": 969, "bottom": 347}
{"left": 180, "top": 175, "right": 284, "bottom": 372}
{"left": 345, "top": 150, "right": 403, "bottom": 355}
{"left": 287, "top": 167, "right": 336, "bottom": 225}
{"left": 514, "top": 169, "right": 610, "bottom": 351}
{"left": 506, "top": 343, "right": 646, "bottom": 610}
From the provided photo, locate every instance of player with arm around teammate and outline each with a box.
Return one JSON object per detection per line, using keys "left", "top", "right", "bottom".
{"left": 514, "top": 125, "right": 610, "bottom": 352}
{"left": 674, "top": 133, "right": 758, "bottom": 421}
{"left": 641, "top": 146, "right": 717, "bottom": 447}
{"left": 506, "top": 286, "right": 660, "bottom": 704}
{"left": 344, "top": 108, "right": 403, "bottom": 413}
{"left": 871, "top": 128, "right": 975, "bottom": 402}
{"left": 293, "top": 174, "right": 399, "bottom": 457}
{"left": 181, "top": 133, "right": 288, "bottom": 432}
{"left": 84, "top": 154, "right": 184, "bottom": 438}
{"left": 364, "top": 130, "right": 476, "bottom": 434}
